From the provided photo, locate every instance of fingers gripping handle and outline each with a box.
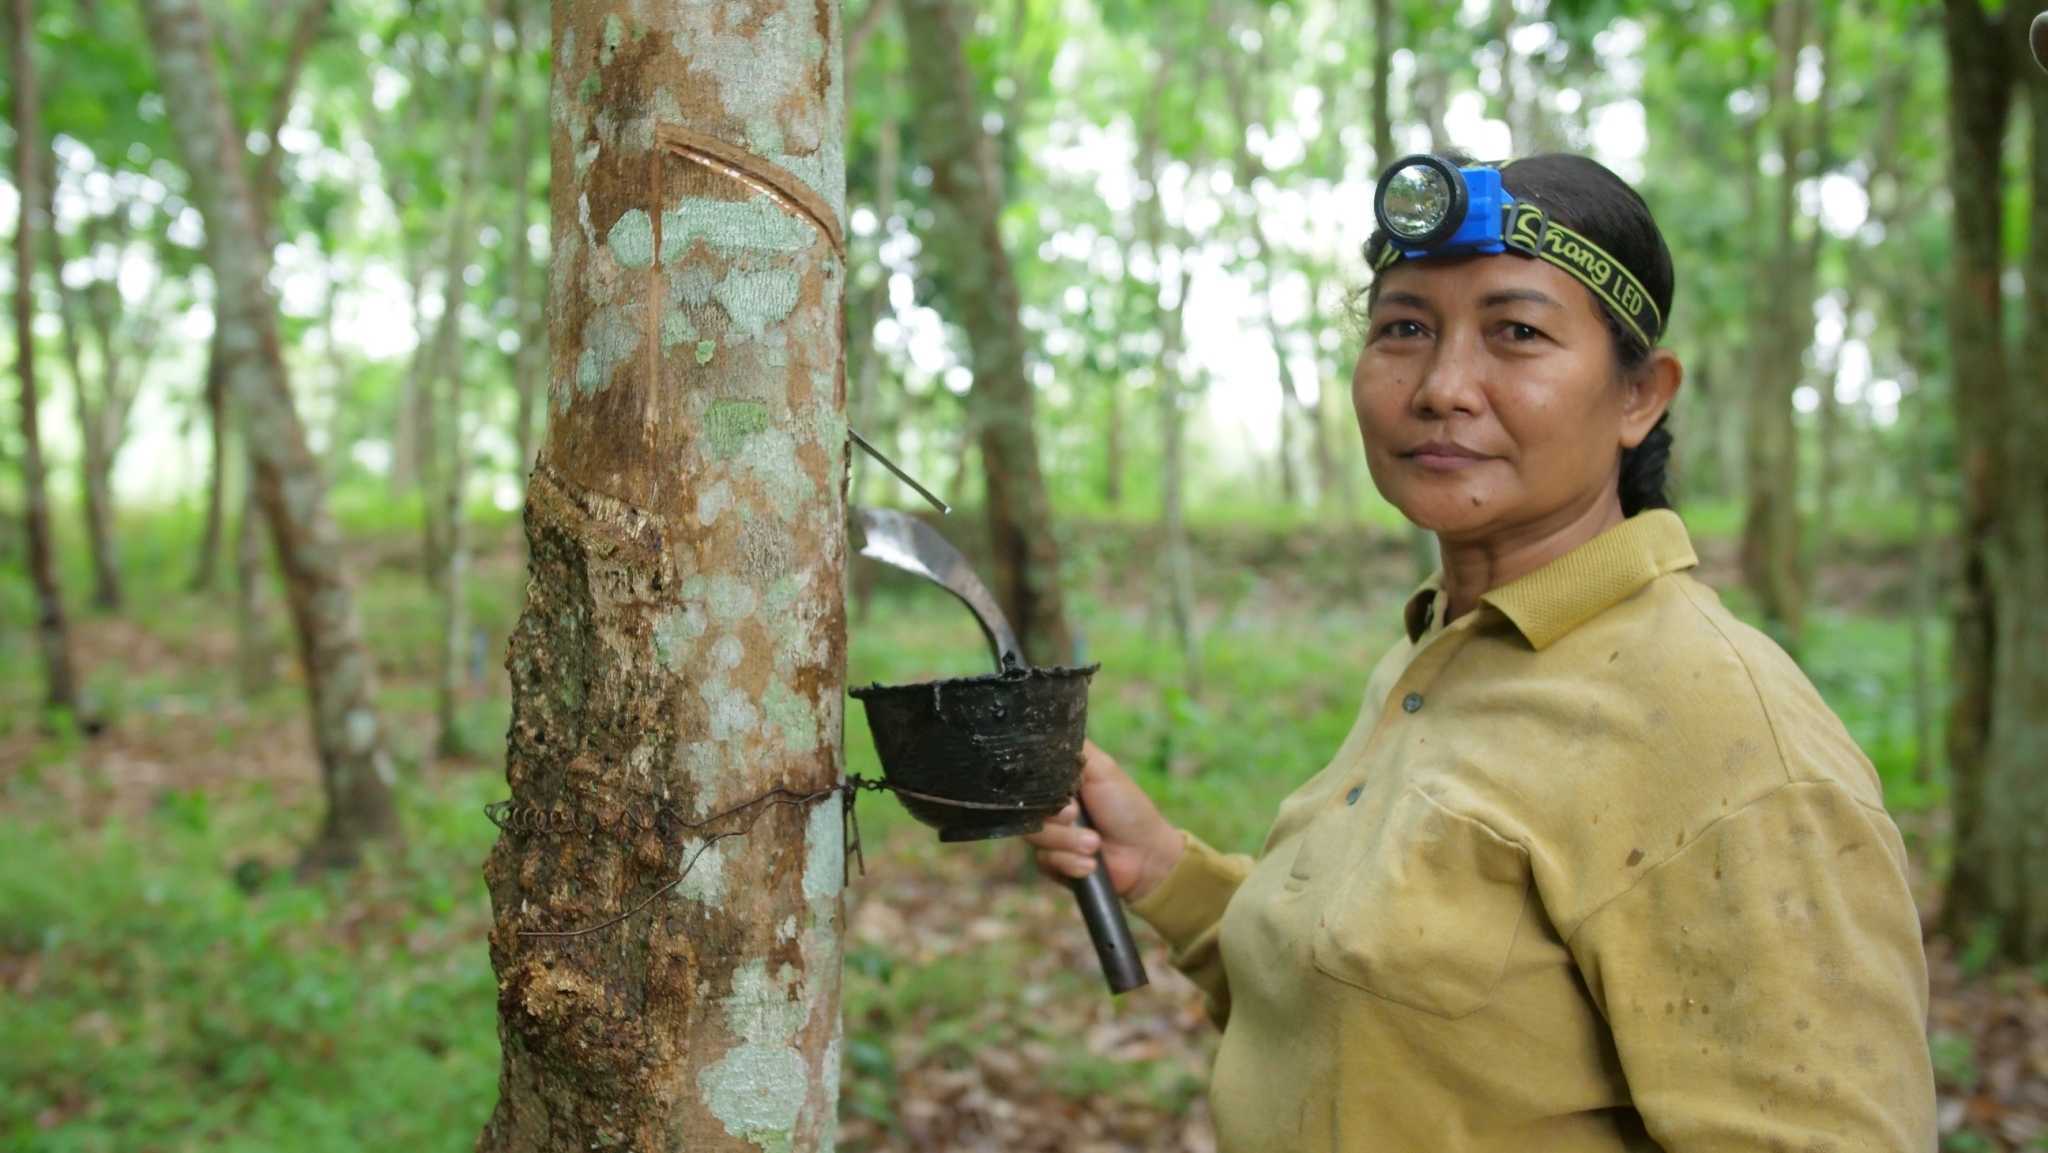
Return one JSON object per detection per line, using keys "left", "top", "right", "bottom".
{"left": 1068, "top": 805, "right": 1149, "bottom": 994}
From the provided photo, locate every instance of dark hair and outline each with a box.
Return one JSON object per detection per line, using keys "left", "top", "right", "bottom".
{"left": 1362, "top": 153, "right": 1678, "bottom": 516}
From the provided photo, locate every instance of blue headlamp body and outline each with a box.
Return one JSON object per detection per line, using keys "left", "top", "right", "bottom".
{"left": 1366, "top": 154, "right": 1665, "bottom": 346}
{"left": 1382, "top": 160, "right": 1516, "bottom": 260}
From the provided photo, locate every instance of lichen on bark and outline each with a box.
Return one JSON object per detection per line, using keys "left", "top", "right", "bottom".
{"left": 480, "top": 2, "right": 848, "bottom": 1149}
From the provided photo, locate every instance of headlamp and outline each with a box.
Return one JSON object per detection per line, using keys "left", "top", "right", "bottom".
{"left": 1366, "top": 154, "right": 1664, "bottom": 346}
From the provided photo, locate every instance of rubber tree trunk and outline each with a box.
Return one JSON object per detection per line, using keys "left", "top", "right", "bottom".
{"left": 9, "top": 0, "right": 80, "bottom": 714}
{"left": 140, "top": 0, "right": 401, "bottom": 871}
{"left": 192, "top": 335, "right": 227, "bottom": 590}
{"left": 76, "top": 291, "right": 127, "bottom": 613}
{"left": 1367, "top": 0, "right": 1436, "bottom": 582}
{"left": 44, "top": 175, "right": 125, "bottom": 612}
{"left": 508, "top": 0, "right": 542, "bottom": 485}
{"left": 431, "top": 0, "right": 507, "bottom": 758}
{"left": 1213, "top": 5, "right": 1317, "bottom": 510}
{"left": 234, "top": 461, "right": 275, "bottom": 695}
{"left": 1139, "top": 110, "right": 1200, "bottom": 696}
{"left": 1941, "top": 0, "right": 2048, "bottom": 963}
{"left": 384, "top": 7, "right": 430, "bottom": 498}
{"left": 901, "top": 0, "right": 1075, "bottom": 666}
{"left": 1975, "top": 30, "right": 2048, "bottom": 960}
{"left": 846, "top": 103, "right": 897, "bottom": 517}
{"left": 477, "top": 1, "right": 848, "bottom": 1146}
{"left": 1739, "top": 0, "right": 1824, "bottom": 647}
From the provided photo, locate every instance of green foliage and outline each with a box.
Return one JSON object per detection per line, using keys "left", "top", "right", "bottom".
{"left": 0, "top": 774, "right": 503, "bottom": 1153}
{"left": 0, "top": 495, "right": 1986, "bottom": 1148}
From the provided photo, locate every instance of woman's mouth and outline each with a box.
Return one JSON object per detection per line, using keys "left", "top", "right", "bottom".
{"left": 1402, "top": 441, "right": 1493, "bottom": 472}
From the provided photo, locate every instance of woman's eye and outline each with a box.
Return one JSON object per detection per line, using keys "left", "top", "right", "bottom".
{"left": 1374, "top": 319, "right": 1426, "bottom": 341}
{"left": 1498, "top": 322, "right": 1545, "bottom": 343}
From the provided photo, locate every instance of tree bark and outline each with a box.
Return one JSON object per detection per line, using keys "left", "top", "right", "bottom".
{"left": 508, "top": 0, "right": 543, "bottom": 484}
{"left": 191, "top": 334, "right": 228, "bottom": 590}
{"left": 76, "top": 213, "right": 150, "bottom": 610}
{"left": 477, "top": 2, "right": 848, "bottom": 1146}
{"left": 196, "top": 0, "right": 323, "bottom": 585}
{"left": 1977, "top": 8, "right": 2048, "bottom": 959}
{"left": 901, "top": 0, "right": 1075, "bottom": 665}
{"left": 44, "top": 171, "right": 125, "bottom": 611}
{"left": 1941, "top": 0, "right": 2048, "bottom": 962}
{"left": 1215, "top": 16, "right": 1304, "bottom": 509}
{"left": 1940, "top": 0, "right": 2014, "bottom": 947}
{"left": 1739, "top": 0, "right": 1813, "bottom": 645}
{"left": 1104, "top": 366, "right": 1123, "bottom": 509}
{"left": 384, "top": 4, "right": 431, "bottom": 497}
{"left": 140, "top": 0, "right": 401, "bottom": 871}
{"left": 1367, "top": 0, "right": 1435, "bottom": 580}
{"left": 234, "top": 455, "right": 275, "bottom": 695}
{"left": 9, "top": 0, "right": 81, "bottom": 714}
{"left": 431, "top": 0, "right": 508, "bottom": 758}
{"left": 1137, "top": 64, "right": 1199, "bottom": 695}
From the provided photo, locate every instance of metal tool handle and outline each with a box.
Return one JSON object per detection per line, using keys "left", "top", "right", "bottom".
{"left": 1067, "top": 806, "right": 1149, "bottom": 994}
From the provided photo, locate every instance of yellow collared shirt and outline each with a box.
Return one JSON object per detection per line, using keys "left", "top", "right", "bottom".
{"left": 1129, "top": 510, "right": 1935, "bottom": 1152}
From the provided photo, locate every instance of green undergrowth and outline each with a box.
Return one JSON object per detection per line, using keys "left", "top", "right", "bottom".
{"left": 0, "top": 771, "right": 505, "bottom": 1153}
{"left": 0, "top": 501, "right": 1954, "bottom": 1147}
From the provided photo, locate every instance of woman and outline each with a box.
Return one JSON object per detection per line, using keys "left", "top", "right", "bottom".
{"left": 1026, "top": 153, "right": 1936, "bottom": 1152}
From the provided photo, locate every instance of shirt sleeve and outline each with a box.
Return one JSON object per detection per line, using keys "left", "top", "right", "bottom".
{"left": 1566, "top": 780, "right": 1936, "bottom": 1152}
{"left": 1125, "top": 828, "right": 1253, "bottom": 1028}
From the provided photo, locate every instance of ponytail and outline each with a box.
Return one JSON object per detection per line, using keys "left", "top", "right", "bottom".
{"left": 1619, "top": 413, "right": 1673, "bottom": 517}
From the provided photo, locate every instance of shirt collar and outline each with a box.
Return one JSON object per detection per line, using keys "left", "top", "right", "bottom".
{"left": 1403, "top": 571, "right": 1445, "bottom": 643}
{"left": 1401, "top": 510, "right": 1699, "bottom": 649}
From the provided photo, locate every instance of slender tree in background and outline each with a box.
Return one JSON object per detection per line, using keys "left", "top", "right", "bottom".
{"left": 846, "top": 94, "right": 899, "bottom": 515}
{"left": 188, "top": 0, "right": 327, "bottom": 593}
{"left": 1216, "top": 1, "right": 1307, "bottom": 508}
{"left": 1366, "top": 0, "right": 1436, "bottom": 584}
{"left": 234, "top": 469, "right": 274, "bottom": 693}
{"left": 139, "top": 0, "right": 400, "bottom": 871}
{"left": 44, "top": 183, "right": 142, "bottom": 612}
{"left": 1136, "top": 50, "right": 1200, "bottom": 695}
{"left": 429, "top": 0, "right": 507, "bottom": 758}
{"left": 901, "top": 0, "right": 1075, "bottom": 665}
{"left": 1739, "top": 0, "right": 1830, "bottom": 646}
{"left": 1940, "top": 0, "right": 2048, "bottom": 963}
{"left": 506, "top": 0, "right": 543, "bottom": 484}
{"left": 477, "top": 1, "right": 848, "bottom": 1144}
{"left": 9, "top": 0, "right": 81, "bottom": 715}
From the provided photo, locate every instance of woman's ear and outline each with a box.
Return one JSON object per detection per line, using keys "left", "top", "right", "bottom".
{"left": 1619, "top": 348, "right": 1681, "bottom": 450}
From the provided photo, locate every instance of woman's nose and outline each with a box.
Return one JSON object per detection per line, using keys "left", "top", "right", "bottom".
{"left": 1410, "top": 337, "right": 1487, "bottom": 419}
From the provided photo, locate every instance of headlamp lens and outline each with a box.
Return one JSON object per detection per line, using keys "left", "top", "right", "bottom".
{"left": 1381, "top": 163, "right": 1454, "bottom": 241}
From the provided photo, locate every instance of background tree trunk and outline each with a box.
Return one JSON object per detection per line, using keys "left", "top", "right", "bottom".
{"left": 1215, "top": 8, "right": 1304, "bottom": 509}
{"left": 234, "top": 454, "right": 275, "bottom": 695}
{"left": 431, "top": 0, "right": 507, "bottom": 758}
{"left": 139, "top": 0, "right": 400, "bottom": 871}
{"left": 1137, "top": 52, "right": 1199, "bottom": 696}
{"left": 507, "top": 0, "right": 543, "bottom": 484}
{"left": 477, "top": 1, "right": 848, "bottom": 1146}
{"left": 76, "top": 213, "right": 148, "bottom": 611}
{"left": 1940, "top": 0, "right": 2013, "bottom": 948}
{"left": 9, "top": 0, "right": 81, "bottom": 714}
{"left": 191, "top": 335, "right": 228, "bottom": 590}
{"left": 1739, "top": 0, "right": 1818, "bottom": 646}
{"left": 901, "top": 0, "right": 1075, "bottom": 665}
{"left": 1941, "top": 0, "right": 2048, "bottom": 961}
{"left": 44, "top": 172, "right": 125, "bottom": 612}
{"left": 1367, "top": 0, "right": 1436, "bottom": 583}
{"left": 847, "top": 102, "right": 897, "bottom": 517}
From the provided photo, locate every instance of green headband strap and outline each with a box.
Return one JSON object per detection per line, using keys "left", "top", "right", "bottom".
{"left": 1371, "top": 202, "right": 1664, "bottom": 347}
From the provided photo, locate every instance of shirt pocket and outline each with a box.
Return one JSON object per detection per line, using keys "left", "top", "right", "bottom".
{"left": 1310, "top": 785, "right": 1531, "bottom": 1019}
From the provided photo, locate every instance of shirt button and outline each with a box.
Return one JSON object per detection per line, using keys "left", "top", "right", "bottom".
{"left": 1402, "top": 692, "right": 1425, "bottom": 714}
{"left": 1345, "top": 785, "right": 1363, "bottom": 805}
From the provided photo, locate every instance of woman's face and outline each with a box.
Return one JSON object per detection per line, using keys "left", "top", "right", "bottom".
{"left": 1351, "top": 253, "right": 1676, "bottom": 543}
